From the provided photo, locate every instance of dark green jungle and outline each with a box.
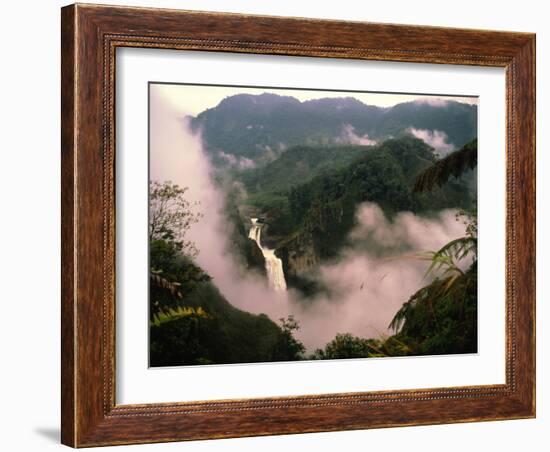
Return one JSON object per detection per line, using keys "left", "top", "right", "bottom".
{"left": 150, "top": 93, "right": 478, "bottom": 367}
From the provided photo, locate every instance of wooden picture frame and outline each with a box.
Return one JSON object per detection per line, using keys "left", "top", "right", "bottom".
{"left": 61, "top": 3, "right": 536, "bottom": 447}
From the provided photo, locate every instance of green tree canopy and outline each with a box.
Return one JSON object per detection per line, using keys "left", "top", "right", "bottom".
{"left": 149, "top": 180, "right": 203, "bottom": 258}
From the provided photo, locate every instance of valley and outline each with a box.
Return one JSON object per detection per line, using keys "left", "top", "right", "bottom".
{"left": 149, "top": 86, "right": 479, "bottom": 366}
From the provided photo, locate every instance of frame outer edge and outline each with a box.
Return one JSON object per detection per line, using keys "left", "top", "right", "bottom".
{"left": 60, "top": 3, "right": 536, "bottom": 447}
{"left": 61, "top": 3, "right": 77, "bottom": 448}
{"left": 531, "top": 35, "right": 536, "bottom": 417}
{"left": 515, "top": 35, "right": 536, "bottom": 416}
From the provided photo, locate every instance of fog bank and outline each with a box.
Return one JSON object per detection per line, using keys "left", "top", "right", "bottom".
{"left": 408, "top": 127, "right": 454, "bottom": 156}
{"left": 150, "top": 87, "right": 467, "bottom": 352}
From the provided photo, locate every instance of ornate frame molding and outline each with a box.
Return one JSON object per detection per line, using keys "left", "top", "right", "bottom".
{"left": 61, "top": 4, "right": 535, "bottom": 447}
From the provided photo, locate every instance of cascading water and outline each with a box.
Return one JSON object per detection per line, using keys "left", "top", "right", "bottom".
{"left": 248, "top": 218, "right": 287, "bottom": 292}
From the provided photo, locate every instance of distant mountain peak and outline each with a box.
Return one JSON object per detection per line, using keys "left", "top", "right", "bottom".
{"left": 217, "top": 92, "right": 301, "bottom": 109}
{"left": 302, "top": 96, "right": 369, "bottom": 108}
{"left": 191, "top": 92, "right": 477, "bottom": 163}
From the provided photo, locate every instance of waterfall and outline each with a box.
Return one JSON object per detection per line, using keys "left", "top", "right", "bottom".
{"left": 249, "top": 218, "right": 287, "bottom": 292}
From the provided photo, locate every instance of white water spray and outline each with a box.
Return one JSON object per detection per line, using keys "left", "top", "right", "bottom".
{"left": 248, "top": 218, "right": 287, "bottom": 292}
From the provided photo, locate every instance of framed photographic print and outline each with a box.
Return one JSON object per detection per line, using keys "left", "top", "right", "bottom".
{"left": 61, "top": 3, "right": 536, "bottom": 447}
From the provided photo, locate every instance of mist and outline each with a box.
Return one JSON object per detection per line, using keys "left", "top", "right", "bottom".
{"left": 150, "top": 86, "right": 293, "bottom": 322}
{"left": 298, "top": 204, "right": 466, "bottom": 348}
{"left": 337, "top": 123, "right": 377, "bottom": 146}
{"left": 413, "top": 97, "right": 450, "bottom": 107}
{"left": 150, "top": 87, "right": 467, "bottom": 352}
{"left": 217, "top": 150, "right": 256, "bottom": 169}
{"left": 408, "top": 127, "right": 454, "bottom": 156}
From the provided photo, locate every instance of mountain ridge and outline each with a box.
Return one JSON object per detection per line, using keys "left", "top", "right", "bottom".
{"left": 189, "top": 93, "right": 477, "bottom": 162}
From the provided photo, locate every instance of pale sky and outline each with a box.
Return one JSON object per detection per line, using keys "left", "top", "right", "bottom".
{"left": 151, "top": 83, "right": 478, "bottom": 117}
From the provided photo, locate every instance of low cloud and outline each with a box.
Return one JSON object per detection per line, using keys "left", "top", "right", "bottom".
{"left": 350, "top": 202, "right": 465, "bottom": 252}
{"left": 218, "top": 151, "right": 256, "bottom": 170}
{"left": 150, "top": 85, "right": 293, "bottom": 328}
{"left": 336, "top": 124, "right": 377, "bottom": 146}
{"left": 150, "top": 88, "right": 468, "bottom": 354}
{"left": 408, "top": 127, "right": 454, "bottom": 156}
{"left": 295, "top": 203, "right": 466, "bottom": 349}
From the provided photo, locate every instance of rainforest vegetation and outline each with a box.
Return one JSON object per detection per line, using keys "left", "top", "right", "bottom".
{"left": 150, "top": 93, "right": 478, "bottom": 366}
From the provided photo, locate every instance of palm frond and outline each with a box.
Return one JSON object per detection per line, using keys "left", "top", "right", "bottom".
{"left": 150, "top": 270, "right": 183, "bottom": 298}
{"left": 389, "top": 236, "right": 477, "bottom": 334}
{"left": 435, "top": 236, "right": 477, "bottom": 261}
{"left": 414, "top": 139, "right": 477, "bottom": 193}
{"left": 151, "top": 306, "right": 210, "bottom": 326}
{"left": 389, "top": 275, "right": 455, "bottom": 333}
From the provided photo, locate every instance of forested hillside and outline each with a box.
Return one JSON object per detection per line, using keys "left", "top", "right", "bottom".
{"left": 149, "top": 182, "right": 304, "bottom": 366}
{"left": 150, "top": 88, "right": 478, "bottom": 366}
{"left": 190, "top": 93, "right": 477, "bottom": 162}
{"left": 231, "top": 137, "right": 475, "bottom": 290}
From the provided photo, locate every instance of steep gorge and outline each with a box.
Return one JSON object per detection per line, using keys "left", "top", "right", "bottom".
{"left": 251, "top": 138, "right": 476, "bottom": 295}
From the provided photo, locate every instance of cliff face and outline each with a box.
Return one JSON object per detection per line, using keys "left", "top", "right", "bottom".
{"left": 225, "top": 203, "right": 267, "bottom": 276}
{"left": 276, "top": 231, "right": 319, "bottom": 279}
{"left": 275, "top": 230, "right": 330, "bottom": 298}
{"left": 276, "top": 196, "right": 349, "bottom": 283}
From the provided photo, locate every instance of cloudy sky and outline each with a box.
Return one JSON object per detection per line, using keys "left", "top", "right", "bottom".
{"left": 151, "top": 83, "right": 478, "bottom": 117}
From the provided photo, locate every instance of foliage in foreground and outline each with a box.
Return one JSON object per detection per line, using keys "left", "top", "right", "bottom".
{"left": 149, "top": 277, "right": 307, "bottom": 366}
{"left": 310, "top": 144, "right": 479, "bottom": 360}
{"left": 413, "top": 139, "right": 477, "bottom": 193}
{"left": 149, "top": 180, "right": 305, "bottom": 367}
{"left": 149, "top": 130, "right": 479, "bottom": 365}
